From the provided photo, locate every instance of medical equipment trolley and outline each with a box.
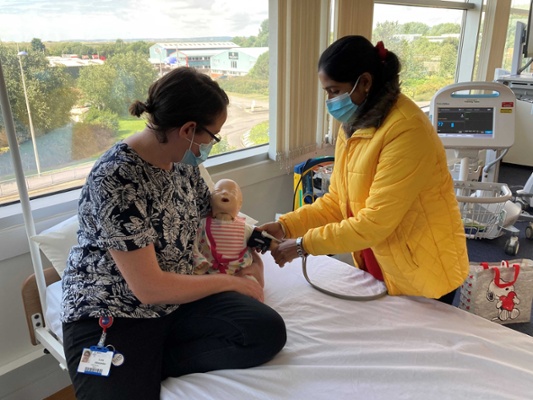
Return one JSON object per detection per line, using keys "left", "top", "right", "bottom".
{"left": 430, "top": 81, "right": 533, "bottom": 255}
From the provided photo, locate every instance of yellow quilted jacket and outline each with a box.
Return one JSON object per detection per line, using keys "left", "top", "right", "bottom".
{"left": 279, "top": 94, "right": 469, "bottom": 297}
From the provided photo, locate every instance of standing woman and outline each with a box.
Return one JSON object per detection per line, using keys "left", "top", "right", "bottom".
{"left": 262, "top": 35, "right": 468, "bottom": 303}
{"left": 61, "top": 67, "right": 286, "bottom": 400}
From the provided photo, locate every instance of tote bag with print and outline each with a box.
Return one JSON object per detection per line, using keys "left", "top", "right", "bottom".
{"left": 458, "top": 259, "right": 533, "bottom": 324}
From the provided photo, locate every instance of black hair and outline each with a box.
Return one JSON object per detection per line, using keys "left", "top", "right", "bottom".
{"left": 129, "top": 67, "right": 229, "bottom": 143}
{"left": 318, "top": 35, "right": 401, "bottom": 91}
{"left": 318, "top": 36, "right": 401, "bottom": 128}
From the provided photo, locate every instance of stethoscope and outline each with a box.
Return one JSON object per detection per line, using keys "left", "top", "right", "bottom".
{"left": 262, "top": 230, "right": 387, "bottom": 301}
{"left": 301, "top": 255, "right": 388, "bottom": 301}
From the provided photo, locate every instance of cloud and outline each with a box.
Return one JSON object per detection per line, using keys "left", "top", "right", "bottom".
{"left": 0, "top": 0, "right": 268, "bottom": 42}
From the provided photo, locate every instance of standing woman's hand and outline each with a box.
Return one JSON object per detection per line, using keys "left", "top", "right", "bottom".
{"left": 271, "top": 239, "right": 301, "bottom": 268}
{"left": 257, "top": 221, "right": 285, "bottom": 241}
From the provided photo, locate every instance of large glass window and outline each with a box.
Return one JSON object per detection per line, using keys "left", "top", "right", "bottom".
{"left": 502, "top": 0, "right": 532, "bottom": 73}
{"left": 0, "top": 1, "right": 269, "bottom": 205}
{"left": 372, "top": 3, "right": 465, "bottom": 107}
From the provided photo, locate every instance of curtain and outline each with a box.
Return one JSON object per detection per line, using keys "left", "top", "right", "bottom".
{"left": 270, "top": 0, "right": 376, "bottom": 171}
{"left": 270, "top": 0, "right": 332, "bottom": 171}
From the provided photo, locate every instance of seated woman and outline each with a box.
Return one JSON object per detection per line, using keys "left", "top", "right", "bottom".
{"left": 61, "top": 67, "right": 286, "bottom": 400}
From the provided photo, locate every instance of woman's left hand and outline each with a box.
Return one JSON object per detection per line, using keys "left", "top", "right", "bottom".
{"left": 271, "top": 239, "right": 300, "bottom": 268}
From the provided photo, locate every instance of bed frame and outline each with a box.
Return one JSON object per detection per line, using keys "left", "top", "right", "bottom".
{"left": 19, "top": 241, "right": 533, "bottom": 399}
{"left": 21, "top": 267, "right": 67, "bottom": 369}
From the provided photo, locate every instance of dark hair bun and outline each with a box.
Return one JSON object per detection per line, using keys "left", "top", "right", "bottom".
{"left": 129, "top": 100, "right": 148, "bottom": 117}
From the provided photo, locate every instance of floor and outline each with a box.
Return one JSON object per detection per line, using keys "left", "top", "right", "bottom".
{"left": 43, "top": 385, "right": 75, "bottom": 400}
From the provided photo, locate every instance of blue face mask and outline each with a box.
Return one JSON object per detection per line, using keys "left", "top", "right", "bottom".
{"left": 326, "top": 76, "right": 361, "bottom": 123}
{"left": 181, "top": 131, "right": 214, "bottom": 167}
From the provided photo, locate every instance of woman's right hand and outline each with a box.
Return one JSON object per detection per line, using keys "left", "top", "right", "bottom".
{"left": 228, "top": 275, "right": 264, "bottom": 302}
{"left": 257, "top": 221, "right": 285, "bottom": 241}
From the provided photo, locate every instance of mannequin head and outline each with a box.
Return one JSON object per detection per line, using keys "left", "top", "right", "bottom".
{"left": 211, "top": 179, "right": 243, "bottom": 220}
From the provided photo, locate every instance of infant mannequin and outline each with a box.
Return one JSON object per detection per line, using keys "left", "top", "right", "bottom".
{"left": 193, "top": 179, "right": 256, "bottom": 281}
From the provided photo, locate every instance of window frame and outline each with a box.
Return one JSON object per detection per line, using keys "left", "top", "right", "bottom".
{"left": 0, "top": 0, "right": 504, "bottom": 263}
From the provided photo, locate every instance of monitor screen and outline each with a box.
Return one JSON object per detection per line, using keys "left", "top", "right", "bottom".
{"left": 436, "top": 107, "right": 494, "bottom": 139}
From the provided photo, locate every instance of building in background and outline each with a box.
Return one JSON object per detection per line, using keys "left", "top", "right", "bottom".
{"left": 149, "top": 41, "right": 239, "bottom": 70}
{"left": 46, "top": 55, "right": 105, "bottom": 78}
{"left": 210, "top": 47, "right": 268, "bottom": 78}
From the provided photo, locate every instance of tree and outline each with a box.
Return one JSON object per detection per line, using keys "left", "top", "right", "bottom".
{"left": 428, "top": 23, "right": 461, "bottom": 36}
{"left": 233, "top": 19, "right": 269, "bottom": 47}
{"left": 401, "top": 22, "right": 429, "bottom": 35}
{"left": 108, "top": 52, "right": 158, "bottom": 112}
{"left": 78, "top": 64, "right": 119, "bottom": 112}
{"left": 257, "top": 20, "right": 269, "bottom": 47}
{"left": 0, "top": 46, "right": 77, "bottom": 137}
{"left": 78, "top": 52, "right": 157, "bottom": 115}
{"left": 373, "top": 21, "right": 402, "bottom": 45}
{"left": 438, "top": 39, "right": 459, "bottom": 79}
{"left": 31, "top": 38, "right": 46, "bottom": 53}
{"left": 232, "top": 36, "right": 257, "bottom": 47}
{"left": 248, "top": 51, "right": 269, "bottom": 79}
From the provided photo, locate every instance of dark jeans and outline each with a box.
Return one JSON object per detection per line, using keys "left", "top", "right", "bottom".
{"left": 63, "top": 291, "right": 287, "bottom": 400}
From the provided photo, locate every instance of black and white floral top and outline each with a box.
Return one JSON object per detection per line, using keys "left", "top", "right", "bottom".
{"left": 61, "top": 142, "right": 210, "bottom": 323}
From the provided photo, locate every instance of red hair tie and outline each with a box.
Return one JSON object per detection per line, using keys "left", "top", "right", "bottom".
{"left": 375, "top": 41, "right": 388, "bottom": 62}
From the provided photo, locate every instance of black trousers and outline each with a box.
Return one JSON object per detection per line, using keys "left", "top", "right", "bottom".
{"left": 437, "top": 288, "right": 457, "bottom": 305}
{"left": 63, "top": 291, "right": 287, "bottom": 400}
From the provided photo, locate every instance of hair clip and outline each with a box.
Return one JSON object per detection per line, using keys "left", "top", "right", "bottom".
{"left": 375, "top": 41, "right": 388, "bottom": 62}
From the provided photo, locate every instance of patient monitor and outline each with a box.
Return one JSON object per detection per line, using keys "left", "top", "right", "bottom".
{"left": 429, "top": 81, "right": 516, "bottom": 182}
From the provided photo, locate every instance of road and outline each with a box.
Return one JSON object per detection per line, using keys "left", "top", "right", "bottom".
{"left": 224, "top": 95, "right": 269, "bottom": 149}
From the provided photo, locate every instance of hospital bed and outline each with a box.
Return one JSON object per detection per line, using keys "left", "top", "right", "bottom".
{"left": 21, "top": 215, "right": 533, "bottom": 399}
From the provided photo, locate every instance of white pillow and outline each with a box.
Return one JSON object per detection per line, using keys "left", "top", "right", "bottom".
{"left": 31, "top": 215, "right": 79, "bottom": 278}
{"left": 199, "top": 164, "right": 215, "bottom": 191}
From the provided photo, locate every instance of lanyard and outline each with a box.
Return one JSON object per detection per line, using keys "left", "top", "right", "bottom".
{"left": 97, "top": 316, "right": 114, "bottom": 348}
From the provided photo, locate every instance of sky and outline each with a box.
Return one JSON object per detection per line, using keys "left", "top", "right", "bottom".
{"left": 1, "top": 1, "right": 531, "bottom": 43}
{"left": 0, "top": 0, "right": 269, "bottom": 42}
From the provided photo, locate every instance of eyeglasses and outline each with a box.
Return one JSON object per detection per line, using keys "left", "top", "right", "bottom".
{"left": 198, "top": 126, "right": 221, "bottom": 143}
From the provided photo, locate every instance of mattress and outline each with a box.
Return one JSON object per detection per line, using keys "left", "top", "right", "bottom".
{"left": 46, "top": 253, "right": 533, "bottom": 399}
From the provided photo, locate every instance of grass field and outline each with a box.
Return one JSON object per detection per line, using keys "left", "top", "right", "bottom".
{"left": 117, "top": 117, "right": 147, "bottom": 140}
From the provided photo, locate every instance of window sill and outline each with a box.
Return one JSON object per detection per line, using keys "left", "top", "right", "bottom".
{"left": 0, "top": 145, "right": 283, "bottom": 262}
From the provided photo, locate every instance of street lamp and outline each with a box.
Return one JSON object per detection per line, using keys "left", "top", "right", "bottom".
{"left": 17, "top": 50, "right": 41, "bottom": 175}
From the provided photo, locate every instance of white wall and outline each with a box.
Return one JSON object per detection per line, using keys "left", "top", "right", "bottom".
{"left": 0, "top": 157, "right": 294, "bottom": 398}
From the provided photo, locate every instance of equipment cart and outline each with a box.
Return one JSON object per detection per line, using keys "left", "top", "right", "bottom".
{"left": 454, "top": 180, "right": 521, "bottom": 255}
{"left": 430, "top": 81, "right": 533, "bottom": 255}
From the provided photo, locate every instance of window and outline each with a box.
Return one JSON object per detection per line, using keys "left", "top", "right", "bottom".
{"left": 0, "top": 1, "right": 497, "bottom": 206}
{"left": 372, "top": 1, "right": 475, "bottom": 107}
{"left": 502, "top": 0, "right": 532, "bottom": 73}
{"left": 0, "top": 1, "right": 269, "bottom": 205}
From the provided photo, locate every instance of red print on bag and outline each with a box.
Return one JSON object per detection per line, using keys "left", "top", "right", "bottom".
{"left": 486, "top": 269, "right": 521, "bottom": 322}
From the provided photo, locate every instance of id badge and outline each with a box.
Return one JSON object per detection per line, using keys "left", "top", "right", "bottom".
{"left": 77, "top": 347, "right": 114, "bottom": 377}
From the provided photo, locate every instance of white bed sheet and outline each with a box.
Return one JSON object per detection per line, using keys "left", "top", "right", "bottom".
{"left": 46, "top": 254, "right": 533, "bottom": 400}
